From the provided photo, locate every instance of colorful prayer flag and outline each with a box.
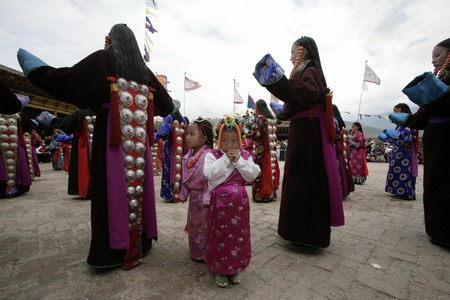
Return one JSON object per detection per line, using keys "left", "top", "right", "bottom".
{"left": 363, "top": 64, "right": 381, "bottom": 85}
{"left": 156, "top": 75, "right": 168, "bottom": 90}
{"left": 185, "top": 76, "right": 201, "bottom": 91}
{"left": 247, "top": 94, "right": 255, "bottom": 109}
{"left": 146, "top": 16, "right": 158, "bottom": 33}
{"left": 144, "top": 45, "right": 150, "bottom": 62}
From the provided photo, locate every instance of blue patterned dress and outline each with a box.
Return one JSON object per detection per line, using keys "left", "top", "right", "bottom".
{"left": 385, "top": 127, "right": 418, "bottom": 200}
{"left": 157, "top": 116, "right": 174, "bottom": 201}
{"left": 156, "top": 115, "right": 188, "bottom": 202}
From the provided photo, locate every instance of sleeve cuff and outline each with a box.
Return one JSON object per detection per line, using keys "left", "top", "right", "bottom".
{"left": 253, "top": 54, "right": 285, "bottom": 86}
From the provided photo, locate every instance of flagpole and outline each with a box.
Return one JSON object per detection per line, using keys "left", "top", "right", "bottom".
{"left": 183, "top": 72, "right": 186, "bottom": 117}
{"left": 233, "top": 79, "right": 236, "bottom": 117}
{"left": 356, "top": 60, "right": 368, "bottom": 122}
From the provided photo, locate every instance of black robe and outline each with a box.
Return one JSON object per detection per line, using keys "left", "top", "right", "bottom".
{"left": 28, "top": 49, "right": 174, "bottom": 267}
{"left": 0, "top": 80, "right": 22, "bottom": 115}
{"left": 51, "top": 108, "right": 95, "bottom": 198}
{"left": 404, "top": 76, "right": 450, "bottom": 246}
{"left": 263, "top": 63, "right": 331, "bottom": 248}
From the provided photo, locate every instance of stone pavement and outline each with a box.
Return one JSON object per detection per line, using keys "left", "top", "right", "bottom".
{"left": 0, "top": 162, "right": 449, "bottom": 300}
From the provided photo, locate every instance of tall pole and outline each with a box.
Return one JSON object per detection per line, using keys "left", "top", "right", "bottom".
{"left": 356, "top": 60, "right": 367, "bottom": 122}
{"left": 233, "top": 79, "right": 236, "bottom": 117}
{"left": 183, "top": 72, "right": 186, "bottom": 117}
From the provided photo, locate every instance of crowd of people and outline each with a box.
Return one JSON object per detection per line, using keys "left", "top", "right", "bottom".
{"left": 1, "top": 24, "right": 448, "bottom": 287}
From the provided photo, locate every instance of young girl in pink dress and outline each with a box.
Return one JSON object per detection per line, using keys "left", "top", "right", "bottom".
{"left": 349, "top": 122, "right": 369, "bottom": 184}
{"left": 180, "top": 118, "right": 214, "bottom": 261}
{"left": 203, "top": 117, "right": 260, "bottom": 287}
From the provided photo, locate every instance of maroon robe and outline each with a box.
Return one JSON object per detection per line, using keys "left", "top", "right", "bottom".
{"left": 263, "top": 62, "right": 334, "bottom": 248}
{"left": 28, "top": 49, "right": 174, "bottom": 267}
{"left": 403, "top": 80, "right": 450, "bottom": 246}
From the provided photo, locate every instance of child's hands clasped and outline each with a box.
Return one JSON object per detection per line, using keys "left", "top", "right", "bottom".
{"left": 226, "top": 149, "right": 240, "bottom": 163}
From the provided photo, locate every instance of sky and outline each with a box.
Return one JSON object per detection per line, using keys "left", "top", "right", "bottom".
{"left": 0, "top": 0, "right": 448, "bottom": 123}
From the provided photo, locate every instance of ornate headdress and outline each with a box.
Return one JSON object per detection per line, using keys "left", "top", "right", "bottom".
{"left": 214, "top": 116, "right": 244, "bottom": 150}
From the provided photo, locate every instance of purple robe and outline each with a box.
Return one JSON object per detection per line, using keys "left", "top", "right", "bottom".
{"left": 205, "top": 150, "right": 252, "bottom": 275}
{"left": 180, "top": 145, "right": 211, "bottom": 260}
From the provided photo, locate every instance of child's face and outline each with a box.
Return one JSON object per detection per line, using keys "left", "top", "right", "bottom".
{"left": 221, "top": 130, "right": 239, "bottom": 153}
{"left": 186, "top": 123, "right": 206, "bottom": 149}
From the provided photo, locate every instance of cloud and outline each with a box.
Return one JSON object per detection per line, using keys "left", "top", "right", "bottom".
{"left": 0, "top": 0, "right": 448, "bottom": 121}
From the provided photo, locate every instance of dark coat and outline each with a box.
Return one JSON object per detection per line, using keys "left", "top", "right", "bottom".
{"left": 404, "top": 77, "right": 450, "bottom": 246}
{"left": 28, "top": 49, "right": 174, "bottom": 266}
{"left": 264, "top": 63, "right": 331, "bottom": 248}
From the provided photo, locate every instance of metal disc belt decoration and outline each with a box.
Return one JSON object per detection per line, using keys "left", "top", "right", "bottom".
{"left": 0, "top": 114, "right": 20, "bottom": 196}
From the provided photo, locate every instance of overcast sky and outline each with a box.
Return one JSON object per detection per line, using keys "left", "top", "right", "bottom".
{"left": 0, "top": 0, "right": 448, "bottom": 122}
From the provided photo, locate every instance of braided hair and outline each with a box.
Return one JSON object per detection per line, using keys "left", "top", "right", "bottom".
{"left": 292, "top": 36, "right": 327, "bottom": 87}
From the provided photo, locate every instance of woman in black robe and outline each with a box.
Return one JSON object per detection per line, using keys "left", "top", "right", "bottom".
{"left": 51, "top": 108, "right": 95, "bottom": 198}
{"left": 18, "top": 24, "right": 175, "bottom": 268}
{"left": 253, "top": 36, "right": 344, "bottom": 248}
{"left": 396, "top": 38, "right": 450, "bottom": 247}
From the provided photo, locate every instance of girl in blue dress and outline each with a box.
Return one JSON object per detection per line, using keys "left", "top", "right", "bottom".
{"left": 382, "top": 103, "right": 418, "bottom": 200}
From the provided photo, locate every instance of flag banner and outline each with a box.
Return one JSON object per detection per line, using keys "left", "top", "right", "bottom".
{"left": 342, "top": 111, "right": 389, "bottom": 119}
{"left": 234, "top": 87, "right": 244, "bottom": 104}
{"left": 146, "top": 16, "right": 158, "bottom": 33}
{"left": 146, "top": 0, "right": 158, "bottom": 9}
{"left": 145, "top": 32, "right": 154, "bottom": 45}
{"left": 363, "top": 64, "right": 381, "bottom": 85}
{"left": 146, "top": 8, "right": 157, "bottom": 16}
{"left": 143, "top": 2, "right": 158, "bottom": 62}
{"left": 247, "top": 94, "right": 255, "bottom": 109}
{"left": 144, "top": 37, "right": 152, "bottom": 54}
{"left": 156, "top": 75, "right": 168, "bottom": 90}
{"left": 143, "top": 45, "right": 150, "bottom": 62}
{"left": 185, "top": 76, "right": 201, "bottom": 91}
{"left": 362, "top": 82, "right": 368, "bottom": 92}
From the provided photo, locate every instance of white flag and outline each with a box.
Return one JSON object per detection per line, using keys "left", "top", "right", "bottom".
{"left": 363, "top": 64, "right": 381, "bottom": 85}
{"left": 146, "top": 0, "right": 158, "bottom": 9}
{"left": 362, "top": 82, "right": 368, "bottom": 92}
{"left": 234, "top": 87, "right": 244, "bottom": 104}
{"left": 184, "top": 76, "right": 201, "bottom": 91}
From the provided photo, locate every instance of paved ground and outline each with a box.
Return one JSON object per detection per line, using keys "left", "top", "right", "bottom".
{"left": 0, "top": 161, "right": 449, "bottom": 300}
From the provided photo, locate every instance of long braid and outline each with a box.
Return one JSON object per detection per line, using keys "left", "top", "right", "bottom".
{"left": 289, "top": 46, "right": 305, "bottom": 79}
{"left": 434, "top": 52, "right": 450, "bottom": 79}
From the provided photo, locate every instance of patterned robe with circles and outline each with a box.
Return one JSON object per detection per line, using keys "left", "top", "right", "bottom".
{"left": 385, "top": 127, "right": 417, "bottom": 199}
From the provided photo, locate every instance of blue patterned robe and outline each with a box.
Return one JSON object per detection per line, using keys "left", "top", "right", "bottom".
{"left": 385, "top": 127, "right": 418, "bottom": 200}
